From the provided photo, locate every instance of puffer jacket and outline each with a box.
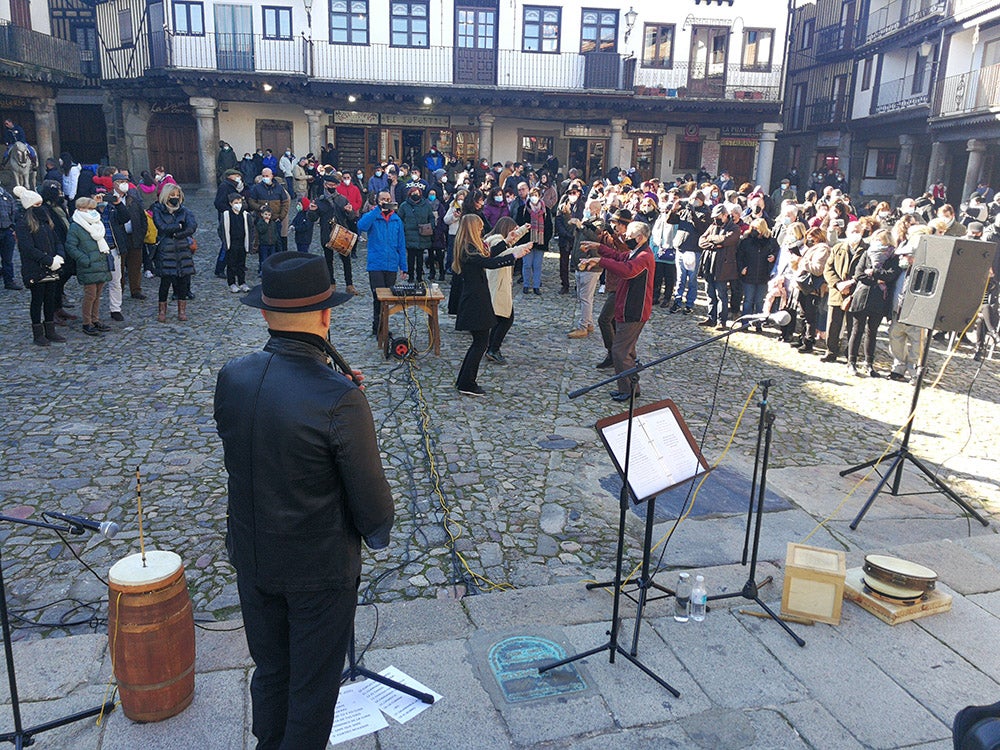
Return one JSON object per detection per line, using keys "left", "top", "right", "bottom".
{"left": 698, "top": 219, "right": 740, "bottom": 282}
{"left": 65, "top": 222, "right": 111, "bottom": 285}
{"left": 357, "top": 207, "right": 406, "bottom": 272}
{"left": 736, "top": 232, "right": 778, "bottom": 284}
{"left": 398, "top": 196, "right": 436, "bottom": 250}
{"left": 152, "top": 202, "right": 198, "bottom": 277}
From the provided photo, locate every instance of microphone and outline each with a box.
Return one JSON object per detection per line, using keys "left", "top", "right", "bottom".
{"left": 737, "top": 310, "right": 792, "bottom": 327}
{"left": 45, "top": 511, "right": 120, "bottom": 539}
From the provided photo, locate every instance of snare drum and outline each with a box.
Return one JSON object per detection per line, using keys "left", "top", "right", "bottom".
{"left": 108, "top": 551, "right": 196, "bottom": 722}
{"left": 326, "top": 223, "right": 358, "bottom": 256}
{"left": 862, "top": 554, "right": 937, "bottom": 601}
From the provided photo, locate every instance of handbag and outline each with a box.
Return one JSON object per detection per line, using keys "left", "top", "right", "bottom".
{"left": 840, "top": 293, "right": 853, "bottom": 312}
{"left": 418, "top": 222, "right": 434, "bottom": 237}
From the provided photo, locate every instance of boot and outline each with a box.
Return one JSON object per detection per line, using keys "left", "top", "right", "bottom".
{"left": 177, "top": 300, "right": 188, "bottom": 321}
{"left": 157, "top": 302, "right": 167, "bottom": 323}
{"left": 43, "top": 321, "right": 66, "bottom": 343}
{"left": 31, "top": 323, "right": 50, "bottom": 346}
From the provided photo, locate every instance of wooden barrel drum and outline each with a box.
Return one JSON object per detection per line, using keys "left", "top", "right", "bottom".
{"left": 108, "top": 550, "right": 196, "bottom": 722}
{"left": 326, "top": 222, "right": 358, "bottom": 256}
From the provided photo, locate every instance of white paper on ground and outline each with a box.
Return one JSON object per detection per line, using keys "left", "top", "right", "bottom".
{"left": 328, "top": 682, "right": 389, "bottom": 745}
{"left": 359, "top": 666, "right": 443, "bottom": 724}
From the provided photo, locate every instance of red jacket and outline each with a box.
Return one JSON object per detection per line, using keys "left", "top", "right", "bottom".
{"left": 598, "top": 242, "right": 655, "bottom": 323}
{"left": 336, "top": 182, "right": 363, "bottom": 212}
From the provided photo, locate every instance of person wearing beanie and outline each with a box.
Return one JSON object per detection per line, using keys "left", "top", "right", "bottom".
{"left": 13, "top": 186, "right": 66, "bottom": 345}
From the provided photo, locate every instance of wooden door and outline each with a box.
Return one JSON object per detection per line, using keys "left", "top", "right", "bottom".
{"left": 454, "top": 5, "right": 497, "bottom": 85}
{"left": 719, "top": 145, "right": 756, "bottom": 187}
{"left": 336, "top": 127, "right": 365, "bottom": 173}
{"left": 688, "top": 26, "right": 728, "bottom": 97}
{"left": 259, "top": 121, "right": 292, "bottom": 156}
{"left": 148, "top": 113, "right": 199, "bottom": 183}
{"left": 57, "top": 104, "right": 107, "bottom": 165}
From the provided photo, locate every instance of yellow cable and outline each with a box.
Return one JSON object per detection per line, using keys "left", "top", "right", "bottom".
{"left": 98, "top": 591, "right": 124, "bottom": 726}
{"left": 928, "top": 273, "right": 992, "bottom": 389}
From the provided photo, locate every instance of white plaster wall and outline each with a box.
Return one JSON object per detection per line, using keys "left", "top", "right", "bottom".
{"left": 218, "top": 102, "right": 311, "bottom": 157}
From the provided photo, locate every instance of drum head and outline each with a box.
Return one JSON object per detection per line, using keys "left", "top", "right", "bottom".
{"left": 862, "top": 574, "right": 925, "bottom": 601}
{"left": 863, "top": 554, "right": 937, "bottom": 600}
{"left": 109, "top": 550, "right": 183, "bottom": 587}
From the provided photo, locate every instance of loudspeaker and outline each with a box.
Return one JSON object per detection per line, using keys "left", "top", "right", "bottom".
{"left": 898, "top": 236, "right": 995, "bottom": 332}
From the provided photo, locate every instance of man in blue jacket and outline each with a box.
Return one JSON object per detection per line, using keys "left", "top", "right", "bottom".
{"left": 357, "top": 191, "right": 407, "bottom": 335}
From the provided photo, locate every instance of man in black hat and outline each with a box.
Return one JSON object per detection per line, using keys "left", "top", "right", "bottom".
{"left": 214, "top": 252, "right": 395, "bottom": 750}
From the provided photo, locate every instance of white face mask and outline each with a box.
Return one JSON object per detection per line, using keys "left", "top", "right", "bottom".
{"left": 494, "top": 196, "right": 503, "bottom": 203}
{"left": 116, "top": 182, "right": 128, "bottom": 193}
{"left": 879, "top": 211, "right": 890, "bottom": 219}
{"left": 262, "top": 177, "right": 272, "bottom": 185}
{"left": 846, "top": 232, "right": 863, "bottom": 245}
{"left": 343, "top": 178, "right": 351, "bottom": 185}
{"left": 529, "top": 196, "right": 540, "bottom": 205}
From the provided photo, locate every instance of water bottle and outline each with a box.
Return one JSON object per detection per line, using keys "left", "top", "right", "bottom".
{"left": 674, "top": 572, "right": 691, "bottom": 622}
{"left": 691, "top": 575, "right": 707, "bottom": 622}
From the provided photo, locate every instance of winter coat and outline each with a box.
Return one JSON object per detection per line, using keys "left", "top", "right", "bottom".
{"left": 308, "top": 191, "right": 353, "bottom": 248}
{"left": 423, "top": 150, "right": 444, "bottom": 173}
{"left": 15, "top": 208, "right": 63, "bottom": 286}
{"left": 665, "top": 203, "right": 711, "bottom": 252}
{"left": 431, "top": 200, "right": 448, "bottom": 248}
{"left": 254, "top": 216, "right": 281, "bottom": 247}
{"left": 247, "top": 180, "right": 290, "bottom": 223}
{"left": 336, "top": 181, "right": 363, "bottom": 213}
{"left": 555, "top": 196, "right": 585, "bottom": 246}
{"left": 65, "top": 222, "right": 112, "bottom": 285}
{"left": 482, "top": 200, "right": 510, "bottom": 229}
{"left": 651, "top": 212, "right": 675, "bottom": 263}
{"left": 823, "top": 240, "right": 865, "bottom": 307}
{"left": 367, "top": 173, "right": 390, "bottom": 197}
{"left": 217, "top": 146, "right": 238, "bottom": 176}
{"left": 698, "top": 220, "right": 740, "bottom": 282}
{"left": 218, "top": 210, "right": 253, "bottom": 255}
{"left": 598, "top": 243, "right": 655, "bottom": 324}
{"left": 455, "top": 245, "right": 519, "bottom": 331}
{"left": 514, "top": 203, "right": 554, "bottom": 251}
{"left": 215, "top": 179, "right": 246, "bottom": 215}
{"left": 291, "top": 209, "right": 317, "bottom": 244}
{"left": 736, "top": 232, "right": 779, "bottom": 284}
{"left": 292, "top": 164, "right": 309, "bottom": 197}
{"left": 151, "top": 202, "right": 198, "bottom": 277}
{"left": 851, "top": 251, "right": 901, "bottom": 320}
{"left": 398, "top": 197, "right": 436, "bottom": 250}
{"left": 357, "top": 207, "right": 406, "bottom": 272}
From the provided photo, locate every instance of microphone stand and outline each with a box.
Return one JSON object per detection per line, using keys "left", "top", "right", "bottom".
{"left": 0, "top": 514, "right": 116, "bottom": 748}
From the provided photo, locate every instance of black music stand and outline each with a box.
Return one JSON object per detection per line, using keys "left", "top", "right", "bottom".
{"left": 0, "top": 514, "right": 115, "bottom": 749}
{"left": 341, "top": 624, "right": 434, "bottom": 705}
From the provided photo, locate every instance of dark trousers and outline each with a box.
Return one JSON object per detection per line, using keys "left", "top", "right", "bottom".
{"left": 407, "top": 244, "right": 424, "bottom": 282}
{"left": 612, "top": 320, "right": 645, "bottom": 394}
{"left": 598, "top": 291, "right": 617, "bottom": 353}
{"left": 215, "top": 243, "right": 227, "bottom": 277}
{"left": 226, "top": 244, "right": 247, "bottom": 286}
{"left": 558, "top": 239, "right": 572, "bottom": 290}
{"left": 158, "top": 274, "right": 191, "bottom": 303}
{"left": 488, "top": 311, "right": 513, "bottom": 354}
{"left": 237, "top": 575, "right": 357, "bottom": 750}
{"left": 124, "top": 246, "right": 144, "bottom": 294}
{"left": 728, "top": 277, "right": 743, "bottom": 317}
{"left": 848, "top": 310, "right": 882, "bottom": 365}
{"left": 324, "top": 247, "right": 354, "bottom": 286}
{"left": 428, "top": 246, "right": 445, "bottom": 279}
{"left": 368, "top": 270, "right": 396, "bottom": 333}
{"left": 798, "top": 292, "right": 822, "bottom": 344}
{"left": 826, "top": 304, "right": 847, "bottom": 357}
{"left": 29, "top": 282, "right": 58, "bottom": 324}
{"left": 0, "top": 228, "right": 15, "bottom": 286}
{"left": 652, "top": 262, "right": 676, "bottom": 304}
{"left": 259, "top": 244, "right": 277, "bottom": 270}
{"left": 457, "top": 329, "right": 490, "bottom": 389}
{"left": 143, "top": 243, "right": 157, "bottom": 274}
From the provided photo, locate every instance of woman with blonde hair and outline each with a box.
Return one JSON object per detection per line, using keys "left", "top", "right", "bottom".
{"left": 452, "top": 214, "right": 530, "bottom": 396}
{"left": 794, "top": 226, "right": 832, "bottom": 353}
{"left": 65, "top": 196, "right": 112, "bottom": 335}
{"left": 736, "top": 217, "right": 778, "bottom": 331}
{"left": 151, "top": 184, "right": 198, "bottom": 322}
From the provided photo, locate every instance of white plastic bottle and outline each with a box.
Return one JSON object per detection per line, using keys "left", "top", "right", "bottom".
{"left": 691, "top": 575, "right": 707, "bottom": 622}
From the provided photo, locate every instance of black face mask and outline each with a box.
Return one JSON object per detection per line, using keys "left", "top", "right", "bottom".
{"left": 409, "top": 195, "right": 420, "bottom": 203}
{"left": 168, "top": 198, "right": 180, "bottom": 207}
{"left": 625, "top": 237, "right": 639, "bottom": 250}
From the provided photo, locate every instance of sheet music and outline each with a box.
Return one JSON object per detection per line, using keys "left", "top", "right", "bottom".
{"left": 600, "top": 404, "right": 704, "bottom": 501}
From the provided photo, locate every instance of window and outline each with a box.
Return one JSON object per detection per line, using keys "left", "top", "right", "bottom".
{"left": 789, "top": 144, "right": 801, "bottom": 171}
{"left": 742, "top": 28, "right": 773, "bottom": 71}
{"left": 262, "top": 6, "right": 291, "bottom": 40}
{"left": 119, "top": 9, "right": 134, "bottom": 46}
{"left": 580, "top": 8, "right": 618, "bottom": 53}
{"left": 790, "top": 82, "right": 807, "bottom": 130}
{"left": 675, "top": 140, "right": 702, "bottom": 171}
{"left": 520, "top": 135, "right": 553, "bottom": 165}
{"left": 800, "top": 19, "right": 814, "bottom": 50}
{"left": 642, "top": 24, "right": 674, "bottom": 68}
{"left": 391, "top": 1, "right": 428, "bottom": 47}
{"left": 330, "top": 0, "right": 368, "bottom": 45}
{"left": 861, "top": 57, "right": 873, "bottom": 90}
{"left": 867, "top": 148, "right": 899, "bottom": 178}
{"left": 174, "top": 1, "right": 204, "bottom": 35}
{"left": 9, "top": 0, "right": 31, "bottom": 29}
{"left": 523, "top": 6, "right": 560, "bottom": 53}
{"left": 912, "top": 50, "right": 930, "bottom": 95}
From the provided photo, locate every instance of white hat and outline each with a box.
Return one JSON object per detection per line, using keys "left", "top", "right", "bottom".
{"left": 12, "top": 185, "right": 42, "bottom": 209}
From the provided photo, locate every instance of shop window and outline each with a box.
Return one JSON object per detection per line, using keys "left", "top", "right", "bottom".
{"left": 330, "top": 0, "right": 368, "bottom": 45}
{"left": 642, "top": 24, "right": 673, "bottom": 68}
{"left": 173, "top": 1, "right": 204, "bottom": 35}
{"left": 263, "top": 6, "right": 292, "bottom": 40}
{"left": 523, "top": 6, "right": 560, "bottom": 53}
{"left": 391, "top": 0, "right": 429, "bottom": 48}
{"left": 521, "top": 135, "right": 554, "bottom": 166}
{"left": 581, "top": 8, "right": 618, "bottom": 54}
{"left": 866, "top": 149, "right": 898, "bottom": 179}
{"left": 742, "top": 28, "right": 773, "bottom": 72}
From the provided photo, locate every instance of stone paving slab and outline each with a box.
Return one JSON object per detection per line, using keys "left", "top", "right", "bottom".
{"left": 779, "top": 699, "right": 869, "bottom": 750}
{"left": 889, "top": 537, "right": 1000, "bottom": 595}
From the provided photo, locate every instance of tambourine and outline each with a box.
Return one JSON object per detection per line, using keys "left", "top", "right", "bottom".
{"left": 862, "top": 554, "right": 937, "bottom": 601}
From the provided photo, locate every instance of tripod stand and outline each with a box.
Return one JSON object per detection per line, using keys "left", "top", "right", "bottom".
{"left": 341, "top": 622, "right": 434, "bottom": 705}
{"left": 0, "top": 514, "right": 116, "bottom": 748}
{"left": 704, "top": 393, "right": 805, "bottom": 647}
{"left": 840, "top": 333, "right": 990, "bottom": 530}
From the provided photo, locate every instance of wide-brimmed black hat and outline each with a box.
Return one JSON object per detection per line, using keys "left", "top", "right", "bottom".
{"left": 241, "top": 252, "right": 353, "bottom": 312}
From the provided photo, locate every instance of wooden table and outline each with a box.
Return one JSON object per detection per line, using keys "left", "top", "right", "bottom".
{"left": 375, "top": 287, "right": 446, "bottom": 356}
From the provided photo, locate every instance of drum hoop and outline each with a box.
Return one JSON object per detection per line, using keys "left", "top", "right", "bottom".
{"left": 863, "top": 554, "right": 937, "bottom": 592}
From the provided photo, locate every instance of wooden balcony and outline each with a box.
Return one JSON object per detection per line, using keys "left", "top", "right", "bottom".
{"left": 0, "top": 21, "right": 83, "bottom": 82}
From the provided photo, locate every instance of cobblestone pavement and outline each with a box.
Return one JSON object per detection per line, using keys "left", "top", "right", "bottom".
{"left": 1, "top": 190, "right": 997, "bottom": 638}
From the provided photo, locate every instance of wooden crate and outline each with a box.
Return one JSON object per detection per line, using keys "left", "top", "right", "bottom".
{"left": 780, "top": 542, "right": 847, "bottom": 625}
{"left": 843, "top": 567, "right": 952, "bottom": 625}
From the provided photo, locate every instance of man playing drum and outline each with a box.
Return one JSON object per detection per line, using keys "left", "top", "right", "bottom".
{"left": 214, "top": 252, "right": 395, "bottom": 749}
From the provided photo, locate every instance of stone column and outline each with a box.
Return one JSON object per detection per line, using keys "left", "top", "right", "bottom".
{"left": 755, "top": 122, "right": 781, "bottom": 191}
{"left": 304, "top": 108, "right": 324, "bottom": 156}
{"left": 189, "top": 96, "right": 218, "bottom": 190}
{"left": 927, "top": 141, "right": 946, "bottom": 187}
{"left": 896, "top": 134, "right": 915, "bottom": 201}
{"left": 33, "top": 97, "right": 58, "bottom": 166}
{"left": 962, "top": 138, "right": 987, "bottom": 201}
{"left": 609, "top": 117, "right": 626, "bottom": 171}
{"left": 478, "top": 113, "right": 495, "bottom": 163}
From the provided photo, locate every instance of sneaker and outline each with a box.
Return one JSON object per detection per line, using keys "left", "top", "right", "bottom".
{"left": 485, "top": 350, "right": 507, "bottom": 364}
{"left": 669, "top": 301, "right": 680, "bottom": 313}
{"left": 110, "top": 311, "right": 125, "bottom": 322}
{"left": 847, "top": 363, "right": 859, "bottom": 377}
{"left": 682, "top": 307, "right": 693, "bottom": 315}
{"left": 144, "top": 270, "right": 154, "bottom": 279}
{"left": 239, "top": 283, "right": 251, "bottom": 292}
{"left": 229, "top": 284, "right": 241, "bottom": 293}
{"left": 866, "top": 364, "right": 880, "bottom": 378}
{"left": 458, "top": 384, "right": 485, "bottom": 397}
{"left": 798, "top": 342, "right": 814, "bottom": 353}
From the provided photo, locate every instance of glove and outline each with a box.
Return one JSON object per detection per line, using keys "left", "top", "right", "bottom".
{"left": 48, "top": 255, "right": 64, "bottom": 271}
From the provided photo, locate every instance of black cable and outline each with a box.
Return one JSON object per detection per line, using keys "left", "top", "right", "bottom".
{"left": 54, "top": 528, "right": 109, "bottom": 586}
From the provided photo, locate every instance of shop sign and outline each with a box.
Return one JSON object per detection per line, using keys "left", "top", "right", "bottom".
{"left": 816, "top": 131, "right": 841, "bottom": 148}
{"left": 627, "top": 122, "right": 664, "bottom": 135}
{"left": 720, "top": 125, "right": 758, "bottom": 138}
{"left": 334, "top": 110, "right": 379, "bottom": 125}
{"left": 381, "top": 113, "right": 451, "bottom": 127}
{"left": 720, "top": 138, "right": 758, "bottom": 147}
{"left": 564, "top": 124, "right": 611, "bottom": 138}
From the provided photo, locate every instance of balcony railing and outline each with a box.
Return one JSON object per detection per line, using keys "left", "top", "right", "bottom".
{"left": 934, "top": 61, "right": 1000, "bottom": 117}
{"left": 632, "top": 62, "right": 782, "bottom": 101}
{"left": 145, "top": 32, "right": 636, "bottom": 91}
{"left": 815, "top": 24, "right": 855, "bottom": 58}
{"left": 872, "top": 66, "right": 936, "bottom": 113}
{"left": 0, "top": 21, "right": 83, "bottom": 79}
{"left": 858, "top": 0, "right": 948, "bottom": 47}
{"left": 808, "top": 97, "right": 850, "bottom": 126}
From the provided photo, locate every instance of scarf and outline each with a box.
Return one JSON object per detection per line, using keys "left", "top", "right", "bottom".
{"left": 72, "top": 209, "right": 110, "bottom": 254}
{"left": 866, "top": 239, "right": 893, "bottom": 269}
{"left": 528, "top": 200, "right": 546, "bottom": 245}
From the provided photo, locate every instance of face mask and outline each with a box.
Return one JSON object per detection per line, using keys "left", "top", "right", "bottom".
{"left": 116, "top": 182, "right": 128, "bottom": 193}
{"left": 168, "top": 198, "right": 180, "bottom": 207}
{"left": 429, "top": 195, "right": 437, "bottom": 202}
{"left": 356, "top": 173, "right": 363, "bottom": 179}
{"left": 85, "top": 209, "right": 99, "bottom": 220}
{"left": 846, "top": 232, "right": 863, "bottom": 245}
{"left": 529, "top": 196, "right": 540, "bottom": 205}
{"left": 375, "top": 170, "right": 383, "bottom": 177}
{"left": 879, "top": 211, "right": 890, "bottom": 219}
{"left": 285, "top": 151, "right": 291, "bottom": 156}
{"left": 781, "top": 185, "right": 790, "bottom": 191}
{"left": 244, "top": 155, "right": 251, "bottom": 160}
{"left": 694, "top": 200, "right": 704, "bottom": 208}
{"left": 659, "top": 202, "right": 669, "bottom": 211}
{"left": 232, "top": 203, "right": 242, "bottom": 212}
{"left": 781, "top": 216, "right": 792, "bottom": 226}
{"left": 262, "top": 177, "right": 272, "bottom": 185}
{"left": 441, "top": 176, "right": 447, "bottom": 183}
{"left": 625, "top": 237, "right": 639, "bottom": 250}
{"left": 494, "top": 196, "right": 503, "bottom": 203}
{"left": 715, "top": 217, "right": 725, "bottom": 225}
{"left": 400, "top": 171, "right": 409, "bottom": 179}
{"left": 902, "top": 206, "right": 914, "bottom": 214}
{"left": 343, "top": 178, "right": 351, "bottom": 185}
{"left": 235, "top": 179, "right": 243, "bottom": 190}
{"left": 409, "top": 194, "right": 420, "bottom": 203}
{"left": 569, "top": 195, "right": 578, "bottom": 204}
{"left": 899, "top": 256, "right": 911, "bottom": 269}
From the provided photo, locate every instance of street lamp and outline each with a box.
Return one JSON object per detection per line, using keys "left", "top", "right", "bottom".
{"left": 303, "top": 0, "right": 313, "bottom": 29}
{"left": 624, "top": 6, "right": 638, "bottom": 43}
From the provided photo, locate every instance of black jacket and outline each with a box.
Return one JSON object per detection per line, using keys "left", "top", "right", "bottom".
{"left": 308, "top": 190, "right": 352, "bottom": 248}
{"left": 455, "top": 245, "right": 518, "bottom": 331}
{"left": 736, "top": 232, "right": 778, "bottom": 284}
{"left": 214, "top": 335, "right": 395, "bottom": 591}
{"left": 152, "top": 202, "right": 198, "bottom": 277}
{"left": 14, "top": 208, "right": 62, "bottom": 285}
{"left": 852, "top": 252, "right": 901, "bottom": 320}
